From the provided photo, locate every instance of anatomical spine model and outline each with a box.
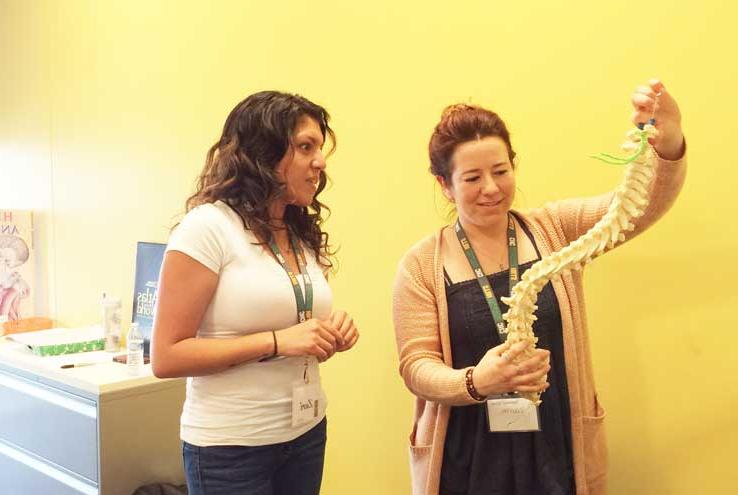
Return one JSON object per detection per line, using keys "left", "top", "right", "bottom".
{"left": 501, "top": 122, "right": 659, "bottom": 404}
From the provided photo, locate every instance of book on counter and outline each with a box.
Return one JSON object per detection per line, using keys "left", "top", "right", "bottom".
{"left": 0, "top": 210, "right": 34, "bottom": 326}
{"left": 131, "top": 241, "right": 166, "bottom": 357}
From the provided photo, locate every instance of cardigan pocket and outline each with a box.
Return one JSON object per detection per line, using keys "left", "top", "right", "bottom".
{"left": 408, "top": 425, "right": 432, "bottom": 495}
{"left": 581, "top": 395, "right": 608, "bottom": 493}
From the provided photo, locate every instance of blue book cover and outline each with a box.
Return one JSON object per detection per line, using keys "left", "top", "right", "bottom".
{"left": 131, "top": 241, "right": 166, "bottom": 356}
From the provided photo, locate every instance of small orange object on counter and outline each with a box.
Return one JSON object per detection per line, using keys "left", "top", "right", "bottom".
{"left": 2, "top": 317, "right": 54, "bottom": 336}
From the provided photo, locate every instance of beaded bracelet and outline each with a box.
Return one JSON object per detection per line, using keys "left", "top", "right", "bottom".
{"left": 465, "top": 367, "right": 486, "bottom": 402}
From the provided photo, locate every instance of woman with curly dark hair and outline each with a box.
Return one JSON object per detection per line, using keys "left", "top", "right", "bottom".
{"left": 152, "top": 91, "right": 359, "bottom": 495}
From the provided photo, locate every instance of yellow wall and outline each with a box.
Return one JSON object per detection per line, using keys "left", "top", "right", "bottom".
{"left": 0, "top": 0, "right": 55, "bottom": 316}
{"left": 2, "top": 0, "right": 736, "bottom": 493}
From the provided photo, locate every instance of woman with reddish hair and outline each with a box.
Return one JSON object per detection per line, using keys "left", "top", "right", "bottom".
{"left": 392, "top": 80, "right": 686, "bottom": 495}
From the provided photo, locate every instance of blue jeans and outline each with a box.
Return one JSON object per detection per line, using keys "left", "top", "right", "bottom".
{"left": 183, "top": 418, "right": 327, "bottom": 495}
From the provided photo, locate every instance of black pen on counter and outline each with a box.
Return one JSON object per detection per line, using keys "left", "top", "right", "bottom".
{"left": 60, "top": 363, "right": 98, "bottom": 369}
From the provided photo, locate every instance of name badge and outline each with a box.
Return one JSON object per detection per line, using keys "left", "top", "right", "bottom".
{"left": 486, "top": 397, "right": 541, "bottom": 432}
{"left": 292, "top": 383, "right": 323, "bottom": 427}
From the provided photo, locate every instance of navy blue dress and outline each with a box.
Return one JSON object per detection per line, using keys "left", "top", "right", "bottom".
{"left": 440, "top": 222, "right": 575, "bottom": 495}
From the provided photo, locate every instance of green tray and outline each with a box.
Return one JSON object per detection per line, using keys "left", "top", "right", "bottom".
{"left": 31, "top": 339, "right": 106, "bottom": 357}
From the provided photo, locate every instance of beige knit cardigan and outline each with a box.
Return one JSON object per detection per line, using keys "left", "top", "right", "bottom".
{"left": 392, "top": 153, "right": 686, "bottom": 495}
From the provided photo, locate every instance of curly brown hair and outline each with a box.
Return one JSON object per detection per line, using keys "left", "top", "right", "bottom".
{"left": 185, "top": 91, "right": 336, "bottom": 269}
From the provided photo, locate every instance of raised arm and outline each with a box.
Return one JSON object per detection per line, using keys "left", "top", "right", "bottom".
{"left": 539, "top": 79, "right": 686, "bottom": 244}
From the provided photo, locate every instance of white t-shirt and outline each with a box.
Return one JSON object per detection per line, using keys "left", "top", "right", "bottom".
{"left": 166, "top": 201, "right": 331, "bottom": 446}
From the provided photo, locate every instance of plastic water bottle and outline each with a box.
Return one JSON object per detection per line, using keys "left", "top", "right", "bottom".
{"left": 126, "top": 322, "right": 144, "bottom": 375}
{"left": 101, "top": 293, "right": 122, "bottom": 352}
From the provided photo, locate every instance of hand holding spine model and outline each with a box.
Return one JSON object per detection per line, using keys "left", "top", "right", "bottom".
{"left": 500, "top": 121, "right": 659, "bottom": 405}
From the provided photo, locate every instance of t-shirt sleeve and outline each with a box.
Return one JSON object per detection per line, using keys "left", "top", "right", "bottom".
{"left": 166, "top": 204, "right": 228, "bottom": 274}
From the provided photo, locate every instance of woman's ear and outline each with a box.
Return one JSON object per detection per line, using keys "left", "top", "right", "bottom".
{"left": 436, "top": 175, "right": 454, "bottom": 203}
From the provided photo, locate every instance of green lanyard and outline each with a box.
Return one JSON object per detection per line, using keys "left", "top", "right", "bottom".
{"left": 454, "top": 214, "right": 519, "bottom": 342}
{"left": 269, "top": 232, "right": 313, "bottom": 323}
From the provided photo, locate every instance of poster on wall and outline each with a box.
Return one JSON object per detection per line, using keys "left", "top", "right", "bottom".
{"left": 0, "top": 210, "right": 34, "bottom": 324}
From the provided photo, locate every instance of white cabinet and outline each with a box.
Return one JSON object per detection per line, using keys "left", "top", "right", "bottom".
{"left": 0, "top": 338, "right": 185, "bottom": 495}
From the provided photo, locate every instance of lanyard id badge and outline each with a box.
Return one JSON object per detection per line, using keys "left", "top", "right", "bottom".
{"left": 455, "top": 214, "right": 540, "bottom": 432}
{"left": 260, "top": 232, "right": 313, "bottom": 365}
{"left": 486, "top": 396, "right": 541, "bottom": 432}
{"left": 291, "top": 357, "right": 324, "bottom": 427}
{"left": 455, "top": 213, "right": 519, "bottom": 342}
{"left": 268, "top": 232, "right": 313, "bottom": 323}
{"left": 268, "top": 231, "right": 323, "bottom": 426}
